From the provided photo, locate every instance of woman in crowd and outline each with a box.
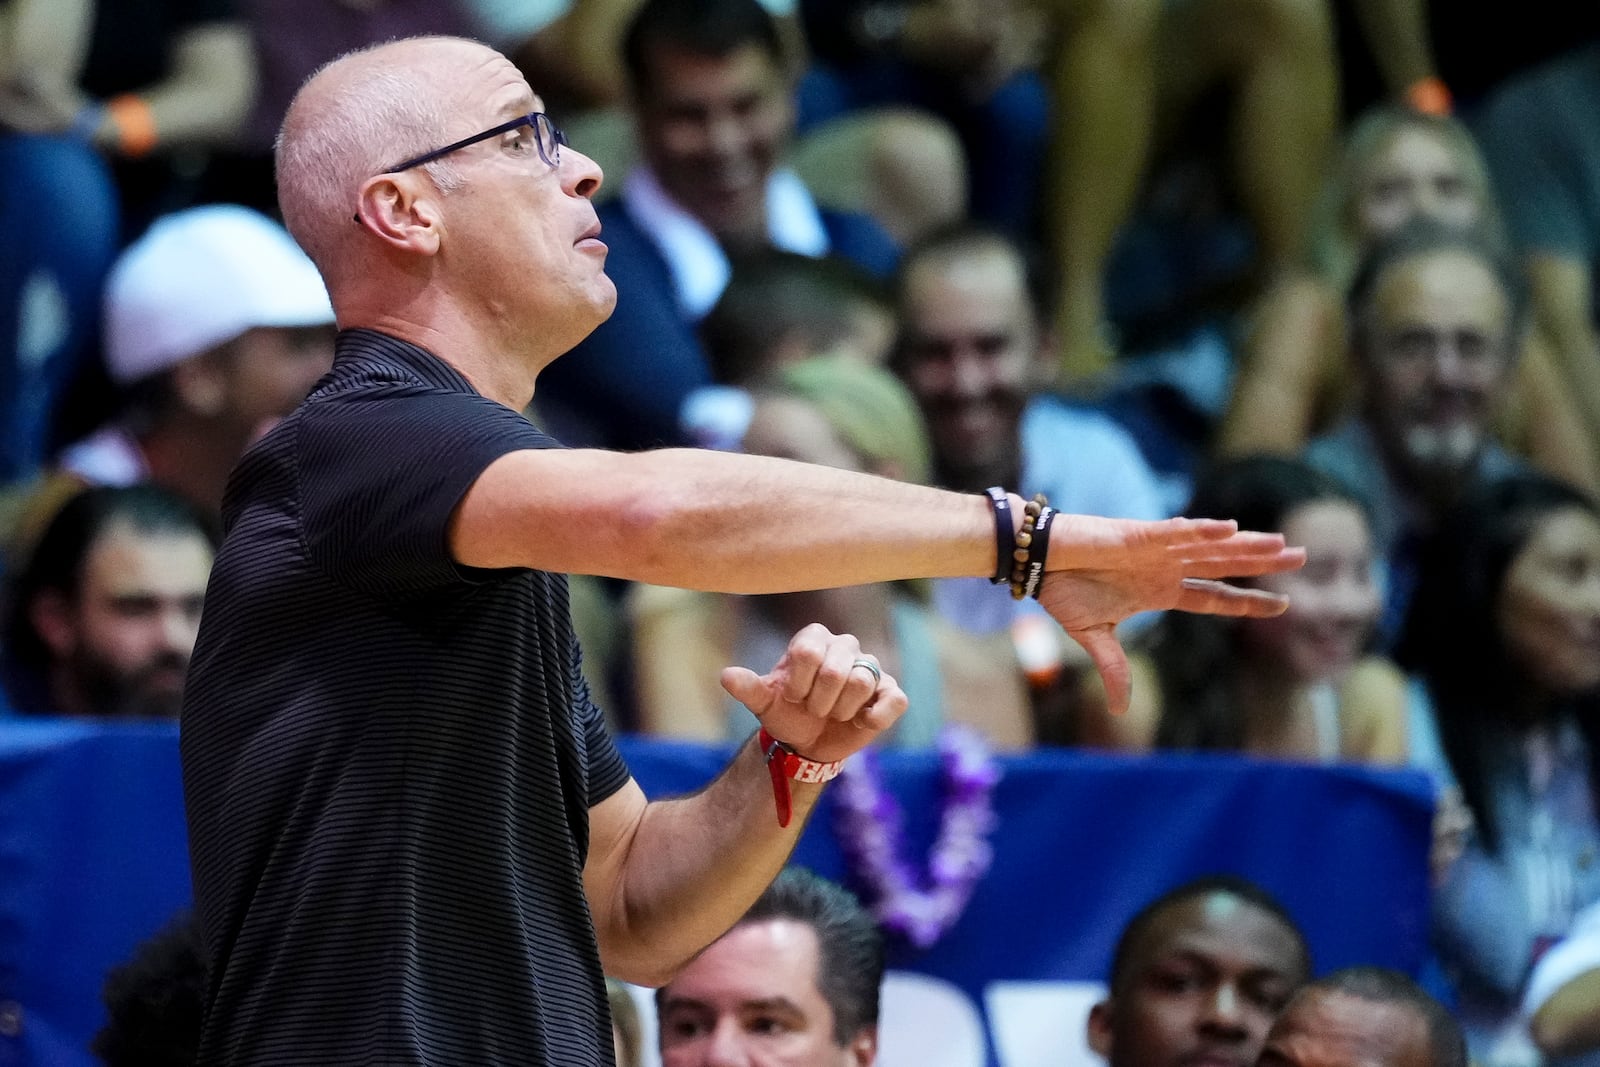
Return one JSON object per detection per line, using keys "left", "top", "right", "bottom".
{"left": 1401, "top": 473, "right": 1600, "bottom": 1066}
{"left": 1218, "top": 105, "right": 1599, "bottom": 497}
{"left": 630, "top": 353, "right": 1034, "bottom": 750}
{"left": 1078, "top": 454, "right": 1407, "bottom": 763}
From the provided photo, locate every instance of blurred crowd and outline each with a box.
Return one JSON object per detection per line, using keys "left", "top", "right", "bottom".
{"left": 3, "top": 0, "right": 1600, "bottom": 1064}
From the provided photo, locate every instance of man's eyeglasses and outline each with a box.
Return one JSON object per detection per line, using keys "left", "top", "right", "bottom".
{"left": 354, "top": 112, "right": 568, "bottom": 224}
{"left": 383, "top": 111, "right": 567, "bottom": 174}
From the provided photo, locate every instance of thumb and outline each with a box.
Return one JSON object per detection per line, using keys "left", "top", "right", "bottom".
{"left": 720, "top": 666, "right": 773, "bottom": 715}
{"left": 1071, "top": 624, "right": 1131, "bottom": 716}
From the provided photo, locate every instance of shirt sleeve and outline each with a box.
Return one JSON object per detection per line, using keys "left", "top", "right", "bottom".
{"left": 297, "top": 385, "right": 556, "bottom": 598}
{"left": 572, "top": 633, "right": 632, "bottom": 807}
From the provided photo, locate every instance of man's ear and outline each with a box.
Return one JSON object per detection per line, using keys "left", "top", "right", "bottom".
{"left": 354, "top": 173, "right": 443, "bottom": 256}
{"left": 29, "top": 589, "right": 78, "bottom": 659}
{"left": 848, "top": 1025, "right": 878, "bottom": 1066}
{"left": 1087, "top": 999, "right": 1115, "bottom": 1059}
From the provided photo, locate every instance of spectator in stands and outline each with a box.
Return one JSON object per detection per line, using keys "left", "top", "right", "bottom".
{"left": 666, "top": 248, "right": 894, "bottom": 451}
{"left": 533, "top": 0, "right": 901, "bottom": 452}
{"left": 656, "top": 867, "right": 883, "bottom": 1066}
{"left": 1044, "top": 0, "right": 1339, "bottom": 385}
{"left": 890, "top": 224, "right": 1169, "bottom": 713}
{"left": 1, "top": 485, "right": 214, "bottom": 718}
{"left": 631, "top": 355, "right": 1034, "bottom": 749}
{"left": 1077, "top": 455, "right": 1408, "bottom": 764}
{"left": 0, "top": 0, "right": 255, "bottom": 481}
{"left": 1087, "top": 875, "right": 1312, "bottom": 1067}
{"left": 1256, "top": 966, "right": 1467, "bottom": 1067}
{"left": 7, "top": 204, "right": 334, "bottom": 550}
{"left": 1399, "top": 473, "right": 1600, "bottom": 1066}
{"left": 91, "top": 910, "right": 207, "bottom": 1067}
{"left": 1218, "top": 105, "right": 1599, "bottom": 498}
{"left": 482, "top": 0, "right": 966, "bottom": 249}
{"left": 1304, "top": 219, "right": 1527, "bottom": 648}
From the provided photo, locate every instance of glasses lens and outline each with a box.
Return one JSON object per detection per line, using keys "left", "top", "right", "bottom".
{"left": 535, "top": 114, "right": 565, "bottom": 168}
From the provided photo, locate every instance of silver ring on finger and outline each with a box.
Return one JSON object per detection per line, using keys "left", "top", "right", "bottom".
{"left": 850, "top": 657, "right": 882, "bottom": 685}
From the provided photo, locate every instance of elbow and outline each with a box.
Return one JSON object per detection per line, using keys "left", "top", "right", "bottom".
{"left": 596, "top": 935, "right": 691, "bottom": 990}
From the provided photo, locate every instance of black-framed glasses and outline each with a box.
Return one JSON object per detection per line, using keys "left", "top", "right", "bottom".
{"left": 382, "top": 111, "right": 567, "bottom": 174}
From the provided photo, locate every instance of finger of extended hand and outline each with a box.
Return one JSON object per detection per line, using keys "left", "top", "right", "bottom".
{"left": 776, "top": 623, "right": 835, "bottom": 703}
{"left": 1170, "top": 530, "right": 1291, "bottom": 560}
{"left": 1070, "top": 624, "right": 1131, "bottom": 716}
{"left": 1174, "top": 578, "right": 1291, "bottom": 617}
{"left": 1141, "top": 516, "right": 1241, "bottom": 545}
{"left": 1177, "top": 546, "right": 1306, "bottom": 580}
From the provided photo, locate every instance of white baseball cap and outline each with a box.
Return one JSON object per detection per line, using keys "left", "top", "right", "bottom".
{"left": 104, "top": 204, "right": 335, "bottom": 384}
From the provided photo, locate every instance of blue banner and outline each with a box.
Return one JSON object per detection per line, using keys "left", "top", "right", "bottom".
{"left": 0, "top": 722, "right": 1434, "bottom": 1067}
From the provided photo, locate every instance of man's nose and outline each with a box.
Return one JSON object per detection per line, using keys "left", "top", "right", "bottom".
{"left": 562, "top": 147, "right": 604, "bottom": 200}
{"left": 698, "top": 1019, "right": 753, "bottom": 1067}
{"left": 946, "top": 354, "right": 989, "bottom": 396}
{"left": 704, "top": 113, "right": 746, "bottom": 158}
{"left": 1198, "top": 983, "right": 1248, "bottom": 1036}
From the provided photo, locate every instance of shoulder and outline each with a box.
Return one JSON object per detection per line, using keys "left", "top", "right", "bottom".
{"left": 819, "top": 208, "right": 899, "bottom": 277}
{"left": 1338, "top": 657, "right": 1411, "bottom": 763}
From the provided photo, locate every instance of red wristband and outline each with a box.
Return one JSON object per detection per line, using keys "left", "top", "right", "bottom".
{"left": 758, "top": 728, "right": 844, "bottom": 827}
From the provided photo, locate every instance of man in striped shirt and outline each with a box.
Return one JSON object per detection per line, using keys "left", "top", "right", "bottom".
{"left": 180, "top": 35, "right": 1303, "bottom": 1065}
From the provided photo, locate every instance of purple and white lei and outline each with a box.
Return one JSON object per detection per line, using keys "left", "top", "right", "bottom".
{"left": 831, "top": 725, "right": 1001, "bottom": 949}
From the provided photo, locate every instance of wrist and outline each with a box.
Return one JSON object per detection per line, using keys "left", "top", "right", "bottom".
{"left": 757, "top": 727, "right": 844, "bottom": 828}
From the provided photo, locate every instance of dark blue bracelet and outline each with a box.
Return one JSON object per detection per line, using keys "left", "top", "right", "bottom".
{"left": 984, "top": 487, "right": 1015, "bottom": 585}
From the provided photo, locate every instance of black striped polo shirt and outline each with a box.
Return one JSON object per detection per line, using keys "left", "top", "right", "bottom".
{"left": 181, "top": 329, "right": 631, "bottom": 1065}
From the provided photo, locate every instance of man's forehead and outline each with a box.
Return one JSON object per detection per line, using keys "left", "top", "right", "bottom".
{"left": 1134, "top": 894, "right": 1302, "bottom": 971}
{"left": 1372, "top": 252, "right": 1506, "bottom": 318}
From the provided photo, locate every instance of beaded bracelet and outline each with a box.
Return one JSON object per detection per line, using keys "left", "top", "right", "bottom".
{"left": 1008, "top": 494, "right": 1049, "bottom": 599}
{"left": 984, "top": 486, "right": 1016, "bottom": 585}
{"left": 1013, "top": 506, "right": 1054, "bottom": 600}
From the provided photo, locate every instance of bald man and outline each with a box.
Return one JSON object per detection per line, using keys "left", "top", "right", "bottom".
{"left": 179, "top": 35, "right": 1303, "bottom": 1066}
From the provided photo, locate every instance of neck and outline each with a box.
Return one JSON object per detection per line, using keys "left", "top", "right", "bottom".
{"left": 343, "top": 307, "right": 546, "bottom": 412}
{"left": 337, "top": 255, "right": 570, "bottom": 411}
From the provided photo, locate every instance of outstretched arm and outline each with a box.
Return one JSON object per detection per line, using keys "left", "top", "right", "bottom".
{"left": 451, "top": 445, "right": 1304, "bottom": 714}
{"left": 583, "top": 624, "right": 906, "bottom": 986}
